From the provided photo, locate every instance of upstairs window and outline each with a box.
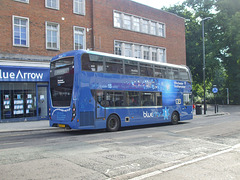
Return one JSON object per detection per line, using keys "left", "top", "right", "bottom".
{"left": 13, "top": 16, "right": 29, "bottom": 47}
{"left": 74, "top": 26, "right": 85, "bottom": 50}
{"left": 114, "top": 12, "right": 122, "bottom": 28}
{"left": 73, "top": 0, "right": 85, "bottom": 15}
{"left": 14, "top": 0, "right": 29, "bottom": 3}
{"left": 45, "top": 0, "right": 59, "bottom": 10}
{"left": 113, "top": 10, "right": 165, "bottom": 37}
{"left": 123, "top": 14, "right": 131, "bottom": 30}
{"left": 46, "top": 22, "right": 60, "bottom": 50}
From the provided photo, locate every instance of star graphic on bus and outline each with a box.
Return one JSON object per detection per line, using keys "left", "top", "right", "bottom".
{"left": 162, "top": 107, "right": 169, "bottom": 120}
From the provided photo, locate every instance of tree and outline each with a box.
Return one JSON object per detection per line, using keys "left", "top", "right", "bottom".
{"left": 163, "top": 0, "right": 222, "bottom": 103}
{"left": 215, "top": 0, "right": 240, "bottom": 104}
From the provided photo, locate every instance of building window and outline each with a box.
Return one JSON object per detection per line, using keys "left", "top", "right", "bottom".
{"left": 113, "top": 10, "right": 165, "bottom": 37}
{"left": 134, "top": 45, "right": 141, "bottom": 59}
{"left": 159, "top": 49, "right": 166, "bottom": 63}
{"left": 46, "top": 22, "right": 60, "bottom": 50}
{"left": 74, "top": 26, "right": 85, "bottom": 50}
{"left": 114, "top": 12, "right": 122, "bottom": 28}
{"left": 143, "top": 47, "right": 149, "bottom": 60}
{"left": 114, "top": 41, "right": 122, "bottom": 55}
{"left": 158, "top": 23, "right": 165, "bottom": 37}
{"left": 150, "top": 22, "right": 157, "bottom": 35}
{"left": 45, "top": 0, "right": 59, "bottom": 10}
{"left": 124, "top": 44, "right": 132, "bottom": 57}
{"left": 123, "top": 14, "right": 131, "bottom": 30}
{"left": 114, "top": 40, "right": 166, "bottom": 62}
{"left": 152, "top": 48, "right": 157, "bottom": 61}
{"left": 14, "top": 0, "right": 29, "bottom": 3}
{"left": 13, "top": 16, "right": 29, "bottom": 47}
{"left": 73, "top": 0, "right": 85, "bottom": 15}
{"left": 142, "top": 19, "right": 149, "bottom": 34}
{"left": 133, "top": 17, "right": 140, "bottom": 32}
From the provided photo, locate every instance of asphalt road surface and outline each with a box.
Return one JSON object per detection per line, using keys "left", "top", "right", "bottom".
{"left": 0, "top": 105, "right": 240, "bottom": 180}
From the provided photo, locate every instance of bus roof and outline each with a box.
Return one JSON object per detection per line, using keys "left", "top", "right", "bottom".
{"left": 52, "top": 49, "right": 189, "bottom": 71}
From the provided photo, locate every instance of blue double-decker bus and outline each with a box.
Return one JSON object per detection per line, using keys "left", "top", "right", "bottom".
{"left": 49, "top": 50, "right": 193, "bottom": 131}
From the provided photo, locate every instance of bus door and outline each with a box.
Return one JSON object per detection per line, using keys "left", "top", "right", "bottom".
{"left": 95, "top": 90, "right": 106, "bottom": 119}
{"left": 182, "top": 93, "right": 193, "bottom": 118}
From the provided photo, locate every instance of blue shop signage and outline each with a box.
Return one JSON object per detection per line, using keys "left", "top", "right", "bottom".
{"left": 0, "top": 66, "right": 49, "bottom": 82}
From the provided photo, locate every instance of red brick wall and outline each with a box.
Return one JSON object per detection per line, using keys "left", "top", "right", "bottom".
{"left": 0, "top": 0, "right": 186, "bottom": 65}
{"left": 92, "top": 0, "right": 186, "bottom": 65}
{"left": 0, "top": 0, "right": 93, "bottom": 57}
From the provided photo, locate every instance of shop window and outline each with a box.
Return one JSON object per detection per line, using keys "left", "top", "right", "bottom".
{"left": 1, "top": 83, "right": 37, "bottom": 119}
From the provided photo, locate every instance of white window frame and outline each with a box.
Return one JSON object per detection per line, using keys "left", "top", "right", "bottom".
{"left": 73, "top": 26, "right": 86, "bottom": 50}
{"left": 73, "top": 0, "right": 85, "bottom": 15}
{"left": 114, "top": 40, "right": 166, "bottom": 62}
{"left": 114, "top": 41, "right": 122, "bottom": 55}
{"left": 12, "top": 15, "right": 29, "bottom": 47}
{"left": 123, "top": 14, "right": 131, "bottom": 30}
{"left": 45, "top": 21, "right": 60, "bottom": 50}
{"left": 45, "top": 0, "right": 59, "bottom": 10}
{"left": 113, "top": 11, "right": 122, "bottom": 28}
{"left": 113, "top": 10, "right": 166, "bottom": 38}
{"left": 133, "top": 17, "right": 140, "bottom": 32}
{"left": 14, "top": 0, "right": 29, "bottom": 3}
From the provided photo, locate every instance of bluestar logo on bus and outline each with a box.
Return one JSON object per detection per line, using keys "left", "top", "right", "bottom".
{"left": 143, "top": 107, "right": 170, "bottom": 120}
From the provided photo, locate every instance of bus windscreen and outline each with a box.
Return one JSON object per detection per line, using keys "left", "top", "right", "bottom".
{"left": 50, "top": 57, "right": 74, "bottom": 107}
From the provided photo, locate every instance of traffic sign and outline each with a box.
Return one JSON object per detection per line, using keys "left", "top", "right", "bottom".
{"left": 212, "top": 87, "right": 218, "bottom": 93}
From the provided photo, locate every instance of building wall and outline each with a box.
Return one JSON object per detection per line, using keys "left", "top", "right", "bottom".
{"left": 0, "top": 0, "right": 93, "bottom": 57}
{"left": 92, "top": 0, "right": 186, "bottom": 65}
{"left": 0, "top": 0, "right": 186, "bottom": 65}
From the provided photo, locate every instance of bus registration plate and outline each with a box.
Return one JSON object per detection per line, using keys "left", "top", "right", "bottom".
{"left": 58, "top": 124, "right": 65, "bottom": 128}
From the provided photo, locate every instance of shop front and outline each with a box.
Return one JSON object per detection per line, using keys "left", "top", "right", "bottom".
{"left": 0, "top": 66, "right": 50, "bottom": 123}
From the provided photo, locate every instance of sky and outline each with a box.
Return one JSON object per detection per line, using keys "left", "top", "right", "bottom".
{"left": 132, "top": 0, "right": 185, "bottom": 9}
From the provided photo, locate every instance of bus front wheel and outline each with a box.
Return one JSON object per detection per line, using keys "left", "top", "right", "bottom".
{"left": 171, "top": 111, "right": 179, "bottom": 125}
{"left": 107, "top": 114, "right": 120, "bottom": 132}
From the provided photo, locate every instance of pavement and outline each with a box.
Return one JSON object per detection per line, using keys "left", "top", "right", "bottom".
{"left": 0, "top": 105, "right": 228, "bottom": 133}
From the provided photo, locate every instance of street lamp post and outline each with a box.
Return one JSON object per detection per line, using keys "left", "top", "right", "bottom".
{"left": 202, "top": 17, "right": 212, "bottom": 115}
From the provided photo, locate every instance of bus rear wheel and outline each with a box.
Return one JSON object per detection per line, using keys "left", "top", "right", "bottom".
{"left": 107, "top": 114, "right": 120, "bottom": 132}
{"left": 171, "top": 111, "right": 179, "bottom": 125}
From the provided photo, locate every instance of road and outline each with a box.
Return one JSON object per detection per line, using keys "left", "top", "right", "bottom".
{"left": 0, "top": 105, "right": 240, "bottom": 179}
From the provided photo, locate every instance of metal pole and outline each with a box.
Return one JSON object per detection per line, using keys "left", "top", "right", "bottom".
{"left": 202, "top": 17, "right": 212, "bottom": 115}
{"left": 202, "top": 20, "right": 206, "bottom": 114}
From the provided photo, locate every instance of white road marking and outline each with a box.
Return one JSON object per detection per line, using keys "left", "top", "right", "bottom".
{"left": 130, "top": 143, "right": 240, "bottom": 180}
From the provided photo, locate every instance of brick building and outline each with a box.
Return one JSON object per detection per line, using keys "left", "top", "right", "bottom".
{"left": 0, "top": 0, "right": 186, "bottom": 122}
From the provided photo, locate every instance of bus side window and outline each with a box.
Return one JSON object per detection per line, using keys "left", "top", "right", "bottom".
{"left": 141, "top": 92, "right": 154, "bottom": 106}
{"left": 154, "top": 65, "right": 166, "bottom": 78}
{"left": 183, "top": 93, "right": 193, "bottom": 105}
{"left": 82, "top": 54, "right": 91, "bottom": 71}
{"left": 106, "top": 58, "right": 123, "bottom": 74}
{"left": 179, "top": 69, "right": 190, "bottom": 81}
{"left": 140, "top": 63, "right": 153, "bottom": 77}
{"left": 173, "top": 68, "right": 179, "bottom": 80}
{"left": 125, "top": 60, "right": 139, "bottom": 76}
{"left": 156, "top": 92, "right": 162, "bottom": 106}
{"left": 126, "top": 91, "right": 140, "bottom": 106}
{"left": 82, "top": 54, "right": 104, "bottom": 72}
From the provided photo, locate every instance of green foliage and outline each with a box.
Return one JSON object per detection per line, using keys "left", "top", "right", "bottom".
{"left": 163, "top": 0, "right": 240, "bottom": 104}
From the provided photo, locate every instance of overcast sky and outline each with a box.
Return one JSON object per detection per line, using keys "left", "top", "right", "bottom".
{"left": 132, "top": 0, "right": 185, "bottom": 9}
